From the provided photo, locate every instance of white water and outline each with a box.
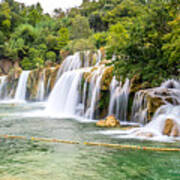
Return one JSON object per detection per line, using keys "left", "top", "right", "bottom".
{"left": 85, "top": 66, "right": 105, "bottom": 119}
{"left": 56, "top": 51, "right": 102, "bottom": 81}
{"left": 131, "top": 91, "right": 148, "bottom": 124}
{"left": 46, "top": 69, "right": 87, "bottom": 116}
{"left": 36, "top": 70, "right": 45, "bottom": 101}
{"left": 131, "top": 79, "right": 180, "bottom": 124}
{"left": 14, "top": 71, "right": 30, "bottom": 102}
{"left": 56, "top": 52, "right": 82, "bottom": 80}
{"left": 108, "top": 77, "right": 130, "bottom": 121}
{"left": 0, "top": 76, "right": 8, "bottom": 99}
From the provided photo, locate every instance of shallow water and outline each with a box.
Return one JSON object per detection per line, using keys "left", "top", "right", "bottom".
{"left": 0, "top": 103, "right": 180, "bottom": 180}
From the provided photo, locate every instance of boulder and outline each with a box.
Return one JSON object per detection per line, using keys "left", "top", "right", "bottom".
{"left": 96, "top": 115, "right": 120, "bottom": 128}
{"left": 163, "top": 119, "right": 179, "bottom": 137}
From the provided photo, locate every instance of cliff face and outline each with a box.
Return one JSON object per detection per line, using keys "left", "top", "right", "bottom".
{"left": 0, "top": 59, "right": 20, "bottom": 75}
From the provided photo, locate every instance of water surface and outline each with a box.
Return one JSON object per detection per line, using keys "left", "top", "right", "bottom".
{"left": 0, "top": 103, "right": 179, "bottom": 180}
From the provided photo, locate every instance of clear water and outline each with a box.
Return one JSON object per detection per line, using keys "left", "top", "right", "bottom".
{"left": 0, "top": 103, "right": 180, "bottom": 180}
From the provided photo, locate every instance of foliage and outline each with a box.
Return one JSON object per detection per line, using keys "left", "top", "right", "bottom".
{"left": 46, "top": 51, "right": 56, "bottom": 62}
{"left": 71, "top": 15, "right": 92, "bottom": 39}
{"left": 0, "top": 0, "right": 179, "bottom": 86}
{"left": 92, "top": 32, "right": 107, "bottom": 49}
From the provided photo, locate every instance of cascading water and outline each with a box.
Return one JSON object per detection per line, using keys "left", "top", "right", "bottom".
{"left": 14, "top": 71, "right": 30, "bottom": 102}
{"left": 45, "top": 51, "right": 106, "bottom": 119}
{"left": 85, "top": 66, "right": 105, "bottom": 119}
{"left": 108, "top": 77, "right": 130, "bottom": 121}
{"left": 131, "top": 79, "right": 180, "bottom": 124}
{"left": 96, "top": 50, "right": 102, "bottom": 65}
{"left": 131, "top": 91, "right": 148, "bottom": 124}
{"left": 45, "top": 69, "right": 88, "bottom": 116}
{"left": 56, "top": 52, "right": 82, "bottom": 80}
{"left": 56, "top": 51, "right": 102, "bottom": 81}
{"left": 130, "top": 104, "right": 180, "bottom": 140}
{"left": 36, "top": 70, "right": 45, "bottom": 101}
{"left": 0, "top": 76, "right": 8, "bottom": 99}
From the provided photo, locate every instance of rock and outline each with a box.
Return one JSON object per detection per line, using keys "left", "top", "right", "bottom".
{"left": 96, "top": 115, "right": 120, "bottom": 128}
{"left": 163, "top": 119, "right": 179, "bottom": 137}
{"left": 146, "top": 95, "right": 165, "bottom": 121}
{"left": 100, "top": 66, "right": 114, "bottom": 90}
{"left": 96, "top": 120, "right": 107, "bottom": 127}
{"left": 45, "top": 60, "right": 55, "bottom": 67}
{"left": 0, "top": 59, "right": 13, "bottom": 74}
{"left": 130, "top": 74, "right": 151, "bottom": 93}
{"left": 60, "top": 50, "right": 70, "bottom": 60}
{"left": 136, "top": 132, "right": 154, "bottom": 138}
{"left": 100, "top": 47, "right": 106, "bottom": 60}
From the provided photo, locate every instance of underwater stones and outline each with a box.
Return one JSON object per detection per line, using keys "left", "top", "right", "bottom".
{"left": 96, "top": 115, "right": 120, "bottom": 128}
{"left": 135, "top": 132, "right": 154, "bottom": 138}
{"left": 163, "top": 119, "right": 180, "bottom": 137}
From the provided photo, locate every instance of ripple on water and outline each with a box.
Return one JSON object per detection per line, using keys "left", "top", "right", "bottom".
{"left": 0, "top": 103, "right": 180, "bottom": 180}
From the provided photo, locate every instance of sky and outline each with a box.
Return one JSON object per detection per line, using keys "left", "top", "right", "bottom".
{"left": 15, "top": 0, "right": 83, "bottom": 14}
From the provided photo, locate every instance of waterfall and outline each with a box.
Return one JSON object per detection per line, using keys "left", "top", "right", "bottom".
{"left": 108, "top": 77, "right": 120, "bottom": 116}
{"left": 45, "top": 69, "right": 88, "bottom": 116}
{"left": 36, "top": 70, "right": 45, "bottom": 101}
{"left": 85, "top": 66, "right": 105, "bottom": 119}
{"left": 131, "top": 91, "right": 148, "bottom": 124}
{"left": 14, "top": 71, "right": 30, "bottom": 101}
{"left": 131, "top": 79, "right": 180, "bottom": 124}
{"left": 96, "top": 50, "right": 102, "bottom": 65}
{"left": 56, "top": 51, "right": 102, "bottom": 81}
{"left": 56, "top": 52, "right": 82, "bottom": 80}
{"left": 0, "top": 76, "right": 8, "bottom": 99}
{"left": 135, "top": 104, "right": 180, "bottom": 139}
{"left": 108, "top": 78, "right": 130, "bottom": 121}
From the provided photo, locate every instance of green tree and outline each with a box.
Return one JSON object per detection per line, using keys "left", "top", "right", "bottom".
{"left": 71, "top": 15, "right": 92, "bottom": 39}
{"left": 162, "top": 16, "right": 180, "bottom": 70}
{"left": 46, "top": 51, "right": 56, "bottom": 62}
{"left": 57, "top": 27, "right": 69, "bottom": 50}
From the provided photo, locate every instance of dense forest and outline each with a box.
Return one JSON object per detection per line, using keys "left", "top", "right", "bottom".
{"left": 0, "top": 0, "right": 179, "bottom": 86}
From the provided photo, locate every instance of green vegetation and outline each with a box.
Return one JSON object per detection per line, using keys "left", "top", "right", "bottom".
{"left": 0, "top": 0, "right": 179, "bottom": 85}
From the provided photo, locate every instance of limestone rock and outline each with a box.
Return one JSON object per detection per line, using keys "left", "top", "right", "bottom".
{"left": 0, "top": 59, "right": 13, "bottom": 74}
{"left": 130, "top": 74, "right": 151, "bottom": 93}
{"left": 96, "top": 115, "right": 120, "bottom": 128}
{"left": 163, "top": 119, "right": 180, "bottom": 137}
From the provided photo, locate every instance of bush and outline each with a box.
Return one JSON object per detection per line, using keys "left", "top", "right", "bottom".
{"left": 46, "top": 51, "right": 56, "bottom": 62}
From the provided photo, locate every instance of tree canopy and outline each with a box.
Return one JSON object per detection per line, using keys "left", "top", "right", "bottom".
{"left": 0, "top": 0, "right": 179, "bottom": 85}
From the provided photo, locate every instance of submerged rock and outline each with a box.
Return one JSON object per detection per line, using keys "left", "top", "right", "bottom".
{"left": 135, "top": 132, "right": 154, "bottom": 138}
{"left": 96, "top": 115, "right": 120, "bottom": 127}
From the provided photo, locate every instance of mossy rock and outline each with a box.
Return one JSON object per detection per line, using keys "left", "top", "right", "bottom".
{"left": 96, "top": 115, "right": 120, "bottom": 128}
{"left": 100, "top": 66, "right": 113, "bottom": 90}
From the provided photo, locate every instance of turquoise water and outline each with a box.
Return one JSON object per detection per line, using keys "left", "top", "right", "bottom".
{"left": 0, "top": 103, "right": 180, "bottom": 180}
